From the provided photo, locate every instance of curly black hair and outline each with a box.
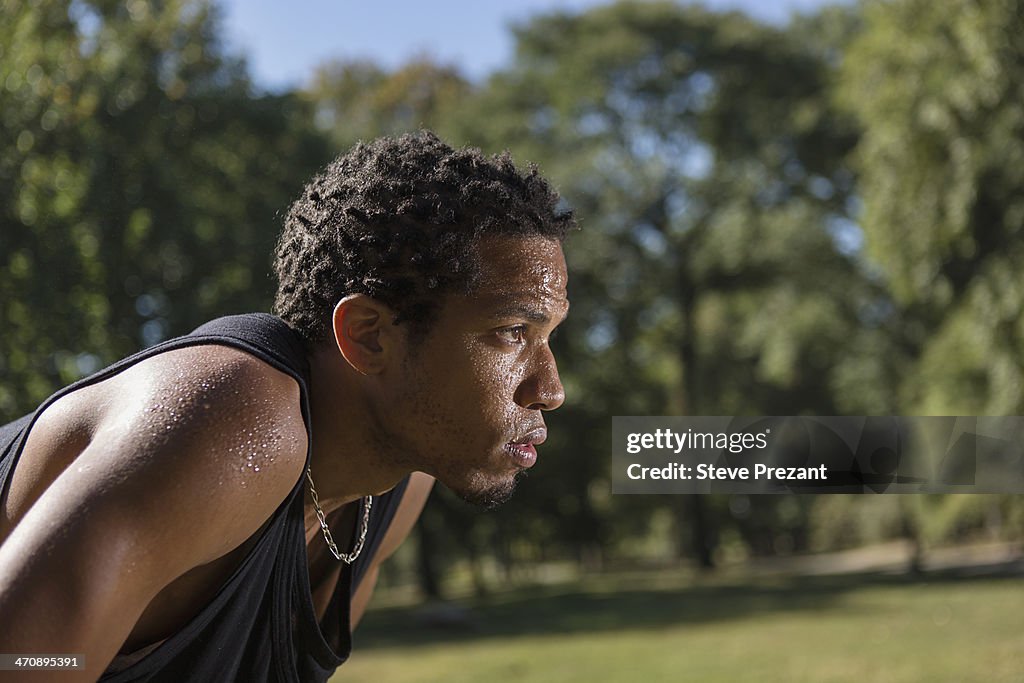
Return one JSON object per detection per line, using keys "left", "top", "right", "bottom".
{"left": 273, "top": 131, "right": 576, "bottom": 345}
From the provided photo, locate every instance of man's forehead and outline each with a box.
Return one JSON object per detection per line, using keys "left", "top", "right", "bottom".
{"left": 473, "top": 235, "right": 567, "bottom": 285}
{"left": 446, "top": 235, "right": 569, "bottom": 321}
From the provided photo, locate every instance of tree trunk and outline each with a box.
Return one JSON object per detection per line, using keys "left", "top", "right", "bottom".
{"left": 677, "top": 277, "right": 716, "bottom": 569}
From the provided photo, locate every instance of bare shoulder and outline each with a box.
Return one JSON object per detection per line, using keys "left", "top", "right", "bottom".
{"left": 23, "top": 342, "right": 311, "bottom": 570}
{"left": 7, "top": 344, "right": 307, "bottom": 545}
{"left": 88, "top": 343, "right": 309, "bottom": 564}
{"left": 0, "top": 343, "right": 309, "bottom": 673}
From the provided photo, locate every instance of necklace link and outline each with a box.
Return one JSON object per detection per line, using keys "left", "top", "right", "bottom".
{"left": 306, "top": 467, "right": 372, "bottom": 564}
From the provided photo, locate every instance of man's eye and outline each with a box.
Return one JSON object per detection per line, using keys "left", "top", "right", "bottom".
{"left": 497, "top": 325, "right": 527, "bottom": 344}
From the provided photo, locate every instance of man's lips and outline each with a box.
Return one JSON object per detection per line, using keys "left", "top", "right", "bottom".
{"left": 504, "top": 426, "right": 546, "bottom": 468}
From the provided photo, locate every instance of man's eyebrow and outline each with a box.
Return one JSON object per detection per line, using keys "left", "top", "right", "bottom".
{"left": 489, "top": 301, "right": 569, "bottom": 324}
{"left": 490, "top": 304, "right": 551, "bottom": 323}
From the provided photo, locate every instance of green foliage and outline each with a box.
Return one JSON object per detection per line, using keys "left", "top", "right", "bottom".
{"left": 305, "top": 58, "right": 470, "bottom": 151}
{"left": 0, "top": 0, "right": 328, "bottom": 421}
{"left": 840, "top": 0, "right": 1024, "bottom": 414}
{"left": 454, "top": 2, "right": 880, "bottom": 419}
{"left": 836, "top": 0, "right": 1024, "bottom": 550}
{"left": 304, "top": 1, "right": 1022, "bottom": 576}
{"left": 808, "top": 495, "right": 905, "bottom": 551}
{"left": 439, "top": 1, "right": 889, "bottom": 566}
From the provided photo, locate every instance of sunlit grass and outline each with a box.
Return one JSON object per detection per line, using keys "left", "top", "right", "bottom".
{"left": 334, "top": 568, "right": 1023, "bottom": 683}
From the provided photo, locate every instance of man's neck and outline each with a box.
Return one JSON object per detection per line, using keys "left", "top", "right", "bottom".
{"left": 303, "top": 343, "right": 409, "bottom": 517}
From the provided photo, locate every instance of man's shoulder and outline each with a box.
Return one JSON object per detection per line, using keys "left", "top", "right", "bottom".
{"left": 81, "top": 342, "right": 309, "bottom": 563}
{"left": 104, "top": 341, "right": 305, "bottom": 421}
{"left": 0, "top": 344, "right": 310, "bottom": 674}
{"left": 102, "top": 341, "right": 309, "bottom": 471}
{"left": 25, "top": 341, "right": 310, "bottom": 502}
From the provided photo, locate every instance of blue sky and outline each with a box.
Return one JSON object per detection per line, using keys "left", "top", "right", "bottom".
{"left": 219, "top": 0, "right": 845, "bottom": 90}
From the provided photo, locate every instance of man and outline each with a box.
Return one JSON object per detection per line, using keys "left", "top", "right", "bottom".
{"left": 0, "top": 131, "right": 573, "bottom": 681}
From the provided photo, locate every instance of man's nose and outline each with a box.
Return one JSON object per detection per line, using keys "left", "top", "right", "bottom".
{"left": 514, "top": 346, "right": 565, "bottom": 411}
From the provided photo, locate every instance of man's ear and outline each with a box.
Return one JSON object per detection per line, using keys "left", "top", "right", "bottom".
{"left": 332, "top": 294, "right": 398, "bottom": 375}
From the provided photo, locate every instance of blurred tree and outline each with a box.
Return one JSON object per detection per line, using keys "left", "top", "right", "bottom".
{"left": 452, "top": 1, "right": 881, "bottom": 568}
{"left": 840, "top": 0, "right": 1024, "bottom": 558}
{"left": 841, "top": 0, "right": 1024, "bottom": 415}
{"left": 1, "top": 0, "right": 93, "bottom": 416}
{"left": 305, "top": 57, "right": 470, "bottom": 151}
{"left": 0, "top": 0, "right": 328, "bottom": 421}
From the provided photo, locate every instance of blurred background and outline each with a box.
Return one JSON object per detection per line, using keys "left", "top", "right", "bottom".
{"left": 2, "top": 0, "right": 1023, "bottom": 680}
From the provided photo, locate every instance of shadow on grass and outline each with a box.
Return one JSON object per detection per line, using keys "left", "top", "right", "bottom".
{"left": 353, "top": 562, "right": 1024, "bottom": 650}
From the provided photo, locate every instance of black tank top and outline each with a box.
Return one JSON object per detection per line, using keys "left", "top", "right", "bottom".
{"left": 0, "top": 313, "right": 410, "bottom": 682}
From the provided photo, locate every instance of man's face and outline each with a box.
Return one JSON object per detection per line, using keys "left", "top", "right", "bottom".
{"left": 379, "top": 234, "right": 568, "bottom": 508}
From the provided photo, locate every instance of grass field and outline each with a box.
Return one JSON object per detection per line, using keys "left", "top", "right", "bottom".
{"left": 334, "top": 564, "right": 1023, "bottom": 683}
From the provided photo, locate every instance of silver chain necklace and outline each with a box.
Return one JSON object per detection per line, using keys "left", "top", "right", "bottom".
{"left": 306, "top": 467, "right": 373, "bottom": 564}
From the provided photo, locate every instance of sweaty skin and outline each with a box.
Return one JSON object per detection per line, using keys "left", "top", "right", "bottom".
{"left": 0, "top": 234, "right": 566, "bottom": 680}
{"left": 304, "top": 234, "right": 569, "bottom": 511}
{"left": 0, "top": 347, "right": 310, "bottom": 681}
{"left": 396, "top": 234, "right": 569, "bottom": 506}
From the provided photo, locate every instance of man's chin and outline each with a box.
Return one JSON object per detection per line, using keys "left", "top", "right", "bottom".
{"left": 454, "top": 469, "right": 528, "bottom": 509}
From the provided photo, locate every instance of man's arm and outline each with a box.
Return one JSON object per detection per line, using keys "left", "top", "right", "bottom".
{"left": 349, "top": 472, "right": 434, "bottom": 628}
{"left": 0, "top": 345, "right": 307, "bottom": 681}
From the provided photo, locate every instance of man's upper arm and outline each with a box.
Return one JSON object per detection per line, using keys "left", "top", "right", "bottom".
{"left": 376, "top": 472, "right": 435, "bottom": 563}
{"left": 0, "top": 345, "right": 307, "bottom": 680}
{"left": 350, "top": 472, "right": 434, "bottom": 627}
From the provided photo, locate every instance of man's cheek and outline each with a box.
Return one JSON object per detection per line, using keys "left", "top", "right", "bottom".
{"left": 478, "top": 357, "right": 523, "bottom": 389}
